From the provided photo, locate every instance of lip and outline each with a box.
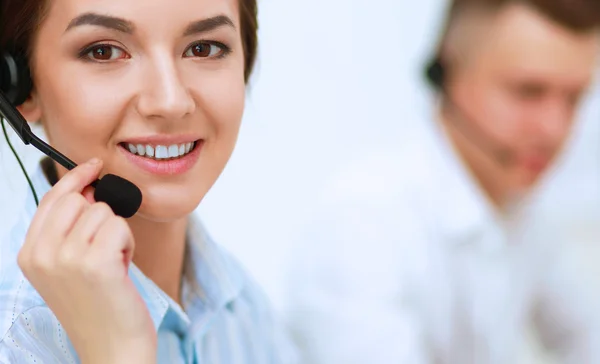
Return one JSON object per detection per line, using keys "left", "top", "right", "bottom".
{"left": 121, "top": 134, "right": 202, "bottom": 145}
{"left": 119, "top": 139, "right": 204, "bottom": 176}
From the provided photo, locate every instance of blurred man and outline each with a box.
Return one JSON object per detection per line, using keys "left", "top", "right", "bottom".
{"left": 286, "top": 1, "right": 600, "bottom": 363}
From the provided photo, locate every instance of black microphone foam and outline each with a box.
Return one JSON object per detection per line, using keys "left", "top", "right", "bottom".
{"left": 94, "top": 174, "right": 142, "bottom": 218}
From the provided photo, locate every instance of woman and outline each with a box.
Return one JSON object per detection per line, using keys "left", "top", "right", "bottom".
{"left": 0, "top": 0, "right": 295, "bottom": 363}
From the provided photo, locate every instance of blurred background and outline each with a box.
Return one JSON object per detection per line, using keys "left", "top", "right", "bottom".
{"left": 1, "top": 0, "right": 599, "bottom": 362}
{"left": 198, "top": 0, "right": 600, "bottom": 361}
{"left": 197, "top": 0, "right": 600, "bottom": 314}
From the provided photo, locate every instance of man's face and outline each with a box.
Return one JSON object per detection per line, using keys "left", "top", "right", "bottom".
{"left": 450, "top": 3, "right": 599, "bottom": 191}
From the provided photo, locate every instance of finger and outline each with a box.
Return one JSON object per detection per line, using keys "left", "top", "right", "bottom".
{"left": 27, "top": 158, "right": 103, "bottom": 242}
{"left": 19, "top": 192, "right": 89, "bottom": 271}
{"left": 68, "top": 202, "right": 114, "bottom": 246}
{"left": 88, "top": 216, "right": 135, "bottom": 273}
{"left": 82, "top": 186, "right": 96, "bottom": 204}
{"left": 58, "top": 202, "right": 114, "bottom": 268}
{"left": 45, "top": 192, "right": 90, "bottom": 237}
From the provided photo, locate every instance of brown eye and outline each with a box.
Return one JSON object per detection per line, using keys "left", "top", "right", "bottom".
{"left": 184, "top": 42, "right": 225, "bottom": 58}
{"left": 85, "top": 45, "right": 129, "bottom": 61}
{"left": 92, "top": 45, "right": 112, "bottom": 60}
{"left": 191, "top": 43, "right": 210, "bottom": 57}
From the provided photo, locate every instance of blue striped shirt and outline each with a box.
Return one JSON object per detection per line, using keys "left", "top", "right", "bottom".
{"left": 0, "top": 161, "right": 297, "bottom": 363}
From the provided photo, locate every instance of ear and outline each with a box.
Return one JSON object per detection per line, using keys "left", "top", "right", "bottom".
{"left": 16, "top": 89, "right": 42, "bottom": 123}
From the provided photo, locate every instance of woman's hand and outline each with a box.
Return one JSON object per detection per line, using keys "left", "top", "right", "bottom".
{"left": 17, "top": 158, "right": 156, "bottom": 364}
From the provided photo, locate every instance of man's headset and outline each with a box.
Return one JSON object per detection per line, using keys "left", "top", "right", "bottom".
{"left": 0, "top": 46, "right": 142, "bottom": 218}
{"left": 424, "top": 54, "right": 515, "bottom": 166}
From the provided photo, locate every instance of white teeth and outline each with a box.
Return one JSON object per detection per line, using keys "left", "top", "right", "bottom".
{"left": 146, "top": 145, "right": 155, "bottom": 157}
{"left": 168, "top": 144, "right": 179, "bottom": 158}
{"left": 155, "top": 145, "right": 169, "bottom": 159}
{"left": 125, "top": 141, "right": 196, "bottom": 159}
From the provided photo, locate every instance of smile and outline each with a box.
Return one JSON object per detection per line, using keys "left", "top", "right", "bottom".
{"left": 121, "top": 142, "right": 197, "bottom": 161}
{"left": 118, "top": 139, "right": 204, "bottom": 176}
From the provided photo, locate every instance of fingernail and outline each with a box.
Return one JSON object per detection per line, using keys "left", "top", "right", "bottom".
{"left": 88, "top": 158, "right": 101, "bottom": 165}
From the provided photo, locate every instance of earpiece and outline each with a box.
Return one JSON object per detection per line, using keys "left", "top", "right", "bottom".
{"left": 422, "top": 55, "right": 514, "bottom": 166}
{"left": 0, "top": 50, "right": 33, "bottom": 106}
{"left": 0, "top": 48, "right": 143, "bottom": 218}
{"left": 424, "top": 57, "right": 445, "bottom": 90}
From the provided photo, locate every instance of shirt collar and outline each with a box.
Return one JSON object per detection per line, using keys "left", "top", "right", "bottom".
{"left": 30, "top": 159, "right": 246, "bottom": 333}
{"left": 183, "top": 217, "right": 246, "bottom": 312}
{"left": 129, "top": 217, "right": 247, "bottom": 337}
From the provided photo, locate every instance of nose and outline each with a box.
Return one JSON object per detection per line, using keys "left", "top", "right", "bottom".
{"left": 136, "top": 56, "right": 195, "bottom": 120}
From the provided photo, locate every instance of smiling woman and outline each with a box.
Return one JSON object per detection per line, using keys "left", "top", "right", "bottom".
{"left": 0, "top": 0, "right": 297, "bottom": 363}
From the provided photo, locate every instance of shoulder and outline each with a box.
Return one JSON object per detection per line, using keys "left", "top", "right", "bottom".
{"left": 308, "top": 126, "right": 442, "bottom": 227}
{"left": 0, "top": 163, "right": 68, "bottom": 361}
{"left": 216, "top": 251, "right": 300, "bottom": 363}
{"left": 211, "top": 246, "right": 286, "bottom": 337}
{"left": 290, "top": 128, "right": 449, "bottom": 296}
{"left": 315, "top": 126, "right": 445, "bottom": 221}
{"left": 0, "top": 305, "right": 77, "bottom": 363}
{"left": 0, "top": 204, "right": 46, "bottom": 344}
{"left": 187, "top": 221, "right": 299, "bottom": 363}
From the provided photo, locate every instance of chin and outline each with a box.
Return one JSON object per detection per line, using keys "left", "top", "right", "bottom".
{"left": 135, "top": 205, "right": 196, "bottom": 223}
{"left": 133, "top": 193, "right": 203, "bottom": 223}
{"left": 123, "top": 172, "right": 216, "bottom": 222}
{"left": 514, "top": 172, "right": 541, "bottom": 191}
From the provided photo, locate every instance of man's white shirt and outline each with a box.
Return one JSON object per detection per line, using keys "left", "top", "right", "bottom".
{"left": 285, "top": 117, "right": 600, "bottom": 364}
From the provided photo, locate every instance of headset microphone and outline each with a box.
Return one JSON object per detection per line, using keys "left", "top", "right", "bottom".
{"left": 424, "top": 57, "right": 514, "bottom": 166}
{"left": 0, "top": 50, "right": 142, "bottom": 218}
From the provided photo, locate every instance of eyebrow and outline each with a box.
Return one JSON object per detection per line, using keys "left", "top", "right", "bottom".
{"left": 183, "top": 15, "right": 236, "bottom": 36}
{"left": 66, "top": 13, "right": 134, "bottom": 34}
{"left": 65, "top": 13, "right": 235, "bottom": 37}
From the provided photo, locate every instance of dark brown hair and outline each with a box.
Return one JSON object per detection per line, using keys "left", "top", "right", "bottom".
{"left": 448, "top": 0, "right": 600, "bottom": 33}
{"left": 0, "top": 0, "right": 259, "bottom": 83}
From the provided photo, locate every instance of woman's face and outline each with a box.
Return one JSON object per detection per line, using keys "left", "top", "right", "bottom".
{"left": 22, "top": 0, "right": 246, "bottom": 221}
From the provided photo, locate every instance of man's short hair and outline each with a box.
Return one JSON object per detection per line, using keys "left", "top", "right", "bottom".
{"left": 448, "top": 0, "right": 600, "bottom": 33}
{"left": 433, "top": 0, "right": 600, "bottom": 65}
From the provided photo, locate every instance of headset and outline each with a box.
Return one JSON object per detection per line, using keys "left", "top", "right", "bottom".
{"left": 424, "top": 57, "right": 446, "bottom": 91}
{"left": 424, "top": 54, "right": 514, "bottom": 166}
{"left": 0, "top": 45, "right": 142, "bottom": 218}
{"left": 423, "top": 0, "right": 515, "bottom": 167}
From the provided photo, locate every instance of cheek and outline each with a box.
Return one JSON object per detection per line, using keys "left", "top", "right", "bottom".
{"left": 36, "top": 66, "right": 126, "bottom": 163}
{"left": 198, "top": 73, "right": 246, "bottom": 146}
{"left": 478, "top": 88, "right": 529, "bottom": 143}
{"left": 172, "top": 71, "right": 246, "bottom": 207}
